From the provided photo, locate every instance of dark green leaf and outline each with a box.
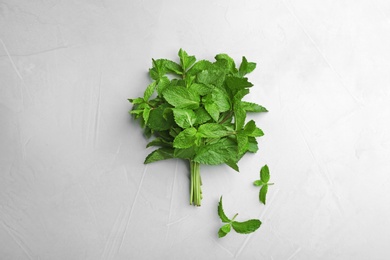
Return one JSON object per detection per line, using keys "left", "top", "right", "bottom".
{"left": 226, "top": 76, "right": 253, "bottom": 93}
{"left": 164, "top": 59, "right": 183, "bottom": 75}
{"left": 194, "top": 107, "right": 211, "bottom": 125}
{"left": 144, "top": 148, "right": 175, "bottom": 164}
{"left": 231, "top": 219, "right": 261, "bottom": 234}
{"left": 146, "top": 137, "right": 173, "bottom": 148}
{"left": 173, "top": 147, "right": 196, "bottom": 160}
{"left": 247, "top": 137, "right": 258, "bottom": 153}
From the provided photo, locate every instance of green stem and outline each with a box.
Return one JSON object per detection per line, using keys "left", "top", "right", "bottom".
{"left": 190, "top": 160, "right": 202, "bottom": 206}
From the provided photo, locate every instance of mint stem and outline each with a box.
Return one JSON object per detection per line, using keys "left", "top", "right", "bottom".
{"left": 190, "top": 160, "right": 202, "bottom": 206}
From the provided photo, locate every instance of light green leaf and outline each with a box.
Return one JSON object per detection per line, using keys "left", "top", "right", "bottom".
{"left": 238, "top": 56, "right": 256, "bottom": 76}
{"left": 178, "top": 49, "right": 196, "bottom": 71}
{"left": 215, "top": 53, "right": 236, "bottom": 73}
{"left": 231, "top": 219, "right": 261, "bottom": 234}
{"left": 218, "top": 224, "right": 231, "bottom": 238}
{"left": 194, "top": 138, "right": 237, "bottom": 165}
{"left": 197, "top": 123, "right": 229, "bottom": 138}
{"left": 259, "top": 185, "right": 268, "bottom": 205}
{"left": 164, "top": 59, "right": 183, "bottom": 75}
{"left": 247, "top": 136, "right": 258, "bottom": 153}
{"left": 187, "top": 60, "right": 213, "bottom": 76}
{"left": 241, "top": 101, "right": 268, "bottom": 112}
{"left": 236, "top": 132, "right": 248, "bottom": 155}
{"left": 253, "top": 180, "right": 264, "bottom": 186}
{"left": 173, "top": 127, "right": 197, "bottom": 149}
{"left": 260, "top": 165, "right": 270, "bottom": 183}
{"left": 142, "top": 105, "right": 151, "bottom": 124}
{"left": 211, "top": 88, "right": 231, "bottom": 112}
{"left": 147, "top": 104, "right": 174, "bottom": 131}
{"left": 144, "top": 148, "right": 175, "bottom": 164}
{"left": 163, "top": 86, "right": 200, "bottom": 109}
{"left": 204, "top": 102, "right": 220, "bottom": 122}
{"left": 189, "top": 83, "right": 212, "bottom": 96}
{"left": 128, "top": 97, "right": 144, "bottom": 105}
{"left": 173, "top": 147, "right": 195, "bottom": 160}
{"left": 172, "top": 108, "right": 196, "bottom": 128}
{"left": 194, "top": 107, "right": 211, "bottom": 125}
{"left": 234, "top": 101, "right": 246, "bottom": 131}
{"left": 218, "top": 197, "right": 231, "bottom": 223}
{"left": 156, "top": 76, "right": 170, "bottom": 96}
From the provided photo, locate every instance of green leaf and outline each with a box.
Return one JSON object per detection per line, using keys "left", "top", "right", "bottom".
{"left": 236, "top": 132, "right": 248, "bottom": 155}
{"left": 194, "top": 138, "right": 237, "bottom": 165}
{"left": 194, "top": 107, "right": 211, "bottom": 125}
{"left": 239, "top": 56, "right": 256, "bottom": 76}
{"left": 172, "top": 108, "right": 196, "bottom": 128}
{"left": 144, "top": 148, "right": 175, "bottom": 164}
{"left": 174, "top": 147, "right": 196, "bottom": 160}
{"left": 143, "top": 81, "right": 157, "bottom": 101}
{"left": 215, "top": 53, "right": 236, "bottom": 73}
{"left": 243, "top": 120, "right": 264, "bottom": 137}
{"left": 247, "top": 137, "right": 258, "bottom": 153}
{"left": 197, "top": 68, "right": 225, "bottom": 87}
{"left": 142, "top": 105, "right": 151, "bottom": 124}
{"left": 146, "top": 137, "right": 173, "bottom": 148}
{"left": 226, "top": 76, "right": 253, "bottom": 93}
{"left": 178, "top": 49, "right": 196, "bottom": 71}
{"left": 233, "top": 101, "right": 246, "bottom": 131}
{"left": 226, "top": 159, "right": 239, "bottom": 172}
{"left": 253, "top": 180, "right": 264, "bottom": 186}
{"left": 156, "top": 76, "right": 170, "bottom": 96}
{"left": 187, "top": 60, "right": 213, "bottom": 76}
{"left": 218, "top": 197, "right": 231, "bottom": 223}
{"left": 197, "top": 123, "right": 229, "bottom": 138}
{"left": 211, "top": 88, "right": 231, "bottom": 112}
{"left": 163, "top": 86, "right": 200, "bottom": 109}
{"left": 259, "top": 185, "right": 268, "bottom": 205}
{"left": 189, "top": 83, "right": 212, "bottom": 96}
{"left": 204, "top": 102, "right": 220, "bottom": 122}
{"left": 241, "top": 101, "right": 268, "bottom": 112}
{"left": 147, "top": 104, "right": 174, "bottom": 131}
{"left": 128, "top": 97, "right": 144, "bottom": 105}
{"left": 173, "top": 127, "right": 197, "bottom": 149}
{"left": 231, "top": 219, "right": 261, "bottom": 234}
{"left": 260, "top": 165, "right": 270, "bottom": 183}
{"left": 218, "top": 224, "right": 231, "bottom": 238}
{"left": 164, "top": 59, "right": 183, "bottom": 75}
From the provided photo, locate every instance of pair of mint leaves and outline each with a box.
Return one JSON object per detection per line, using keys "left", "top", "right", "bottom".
{"left": 217, "top": 165, "right": 273, "bottom": 237}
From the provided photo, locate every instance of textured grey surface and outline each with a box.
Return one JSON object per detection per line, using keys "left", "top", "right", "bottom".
{"left": 1, "top": 0, "right": 390, "bottom": 259}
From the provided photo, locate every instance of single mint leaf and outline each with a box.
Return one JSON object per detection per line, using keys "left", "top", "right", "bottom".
{"left": 197, "top": 68, "right": 225, "bottom": 87}
{"left": 197, "top": 123, "right": 229, "bottom": 138}
{"left": 178, "top": 49, "right": 196, "bottom": 71}
{"left": 226, "top": 159, "right": 239, "bottom": 172}
{"left": 204, "top": 102, "right": 220, "bottom": 122}
{"left": 241, "top": 101, "right": 268, "bottom": 112}
{"left": 189, "top": 83, "right": 212, "bottom": 96}
{"left": 253, "top": 180, "right": 264, "bottom": 186}
{"left": 238, "top": 56, "right": 256, "bottom": 76}
{"left": 147, "top": 104, "right": 174, "bottom": 131}
{"left": 218, "top": 197, "right": 231, "bottom": 223}
{"left": 215, "top": 53, "right": 236, "bottom": 73}
{"left": 128, "top": 97, "right": 144, "bottom": 105}
{"left": 233, "top": 101, "right": 246, "bottom": 131}
{"left": 142, "top": 105, "right": 151, "bottom": 124}
{"left": 194, "top": 138, "right": 237, "bottom": 165}
{"left": 163, "top": 87, "right": 200, "bottom": 109}
{"left": 260, "top": 165, "right": 270, "bottom": 183}
{"left": 194, "top": 107, "right": 211, "bottom": 125}
{"left": 173, "top": 127, "right": 197, "bottom": 149}
{"left": 226, "top": 76, "right": 253, "bottom": 93}
{"left": 156, "top": 76, "right": 170, "bottom": 96}
{"left": 218, "top": 224, "right": 231, "bottom": 238}
{"left": 187, "top": 60, "right": 213, "bottom": 76}
{"left": 211, "top": 88, "right": 231, "bottom": 112}
{"left": 247, "top": 137, "right": 258, "bottom": 153}
{"left": 259, "top": 185, "right": 268, "bottom": 205}
{"left": 236, "top": 132, "right": 248, "bottom": 155}
{"left": 172, "top": 108, "right": 196, "bottom": 128}
{"left": 144, "top": 148, "right": 175, "bottom": 164}
{"left": 231, "top": 219, "right": 261, "bottom": 234}
{"left": 163, "top": 59, "right": 183, "bottom": 75}
{"left": 173, "top": 147, "right": 195, "bottom": 160}
{"left": 243, "top": 120, "right": 264, "bottom": 137}
{"left": 146, "top": 137, "right": 173, "bottom": 148}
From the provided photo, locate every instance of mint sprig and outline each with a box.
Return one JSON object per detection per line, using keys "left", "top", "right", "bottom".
{"left": 129, "top": 49, "right": 267, "bottom": 206}
{"left": 218, "top": 197, "right": 261, "bottom": 238}
{"left": 253, "top": 165, "right": 274, "bottom": 205}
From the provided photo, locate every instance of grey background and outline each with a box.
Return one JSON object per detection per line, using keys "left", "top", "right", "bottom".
{"left": 1, "top": 0, "right": 390, "bottom": 259}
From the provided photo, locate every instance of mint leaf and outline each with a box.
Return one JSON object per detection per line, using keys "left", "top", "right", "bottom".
{"left": 260, "top": 165, "right": 270, "bottom": 183}
{"left": 194, "top": 138, "right": 237, "bottom": 165}
{"left": 194, "top": 107, "right": 211, "bottom": 125}
{"left": 215, "top": 53, "right": 236, "bottom": 73}
{"left": 241, "top": 101, "right": 268, "bottom": 112}
{"left": 146, "top": 137, "right": 172, "bottom": 148}
{"left": 178, "top": 49, "right": 196, "bottom": 71}
{"left": 231, "top": 219, "right": 261, "bottom": 234}
{"left": 204, "top": 102, "right": 220, "bottom": 122}
{"left": 163, "top": 87, "right": 200, "bottom": 109}
{"left": 144, "top": 148, "right": 175, "bottom": 164}
{"left": 238, "top": 56, "right": 256, "bottom": 76}
{"left": 218, "top": 224, "right": 231, "bottom": 238}
{"left": 197, "top": 123, "right": 229, "bottom": 138}
{"left": 173, "top": 127, "right": 197, "bottom": 149}
{"left": 218, "top": 197, "right": 231, "bottom": 223}
{"left": 259, "top": 185, "right": 268, "bottom": 204}
{"left": 172, "top": 108, "right": 196, "bottom": 128}
{"left": 147, "top": 104, "right": 174, "bottom": 131}
{"left": 187, "top": 60, "right": 213, "bottom": 76}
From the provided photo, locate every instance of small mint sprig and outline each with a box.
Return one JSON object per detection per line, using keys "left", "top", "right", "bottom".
{"left": 253, "top": 165, "right": 274, "bottom": 205}
{"left": 218, "top": 197, "right": 261, "bottom": 238}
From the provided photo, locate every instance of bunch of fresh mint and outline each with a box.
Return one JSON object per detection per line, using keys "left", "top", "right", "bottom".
{"left": 129, "top": 49, "right": 268, "bottom": 207}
